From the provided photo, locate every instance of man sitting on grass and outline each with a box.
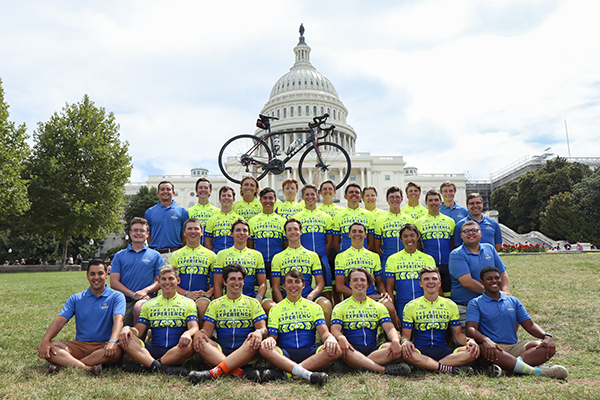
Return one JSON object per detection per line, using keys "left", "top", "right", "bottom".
{"left": 400, "top": 266, "right": 479, "bottom": 374}
{"left": 259, "top": 269, "right": 339, "bottom": 385}
{"left": 188, "top": 263, "right": 267, "bottom": 383}
{"left": 330, "top": 268, "right": 410, "bottom": 376}
{"left": 466, "top": 266, "right": 568, "bottom": 379}
{"left": 118, "top": 264, "right": 198, "bottom": 375}
{"left": 37, "top": 259, "right": 125, "bottom": 376}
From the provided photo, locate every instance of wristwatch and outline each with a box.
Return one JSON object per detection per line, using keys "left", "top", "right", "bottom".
{"left": 543, "top": 333, "right": 552, "bottom": 338}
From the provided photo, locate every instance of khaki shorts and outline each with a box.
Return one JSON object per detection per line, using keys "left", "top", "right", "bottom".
{"left": 498, "top": 342, "right": 533, "bottom": 357}
{"left": 61, "top": 341, "right": 106, "bottom": 359}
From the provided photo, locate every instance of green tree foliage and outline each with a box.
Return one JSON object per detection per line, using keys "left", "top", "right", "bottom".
{"left": 24, "top": 95, "right": 132, "bottom": 269}
{"left": 122, "top": 185, "right": 158, "bottom": 237}
{"left": 0, "top": 79, "right": 30, "bottom": 222}
{"left": 506, "top": 158, "right": 591, "bottom": 233}
{"left": 572, "top": 167, "right": 600, "bottom": 245}
{"left": 540, "top": 192, "right": 594, "bottom": 243}
{"left": 491, "top": 180, "right": 518, "bottom": 228}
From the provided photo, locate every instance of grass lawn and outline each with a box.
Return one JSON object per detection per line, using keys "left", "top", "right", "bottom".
{"left": 1, "top": 253, "right": 599, "bottom": 399}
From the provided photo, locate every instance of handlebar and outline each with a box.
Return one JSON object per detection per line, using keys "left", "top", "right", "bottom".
{"left": 309, "top": 113, "right": 329, "bottom": 129}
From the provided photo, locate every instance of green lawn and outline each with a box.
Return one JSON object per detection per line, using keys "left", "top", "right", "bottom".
{"left": 1, "top": 253, "right": 599, "bottom": 400}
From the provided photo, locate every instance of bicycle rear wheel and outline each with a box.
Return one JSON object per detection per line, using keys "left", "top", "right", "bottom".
{"left": 297, "top": 141, "right": 351, "bottom": 190}
{"left": 218, "top": 134, "right": 272, "bottom": 184}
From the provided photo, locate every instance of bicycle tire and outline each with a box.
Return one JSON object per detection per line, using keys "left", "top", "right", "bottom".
{"left": 218, "top": 134, "right": 272, "bottom": 184}
{"left": 297, "top": 141, "right": 351, "bottom": 190}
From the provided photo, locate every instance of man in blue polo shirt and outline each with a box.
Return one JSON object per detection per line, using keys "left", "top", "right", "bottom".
{"left": 439, "top": 181, "right": 468, "bottom": 223}
{"left": 144, "top": 180, "right": 189, "bottom": 263}
{"left": 110, "top": 217, "right": 163, "bottom": 326}
{"left": 37, "top": 259, "right": 125, "bottom": 375}
{"left": 454, "top": 193, "right": 502, "bottom": 251}
{"left": 466, "top": 267, "right": 568, "bottom": 379}
{"left": 449, "top": 220, "right": 510, "bottom": 327}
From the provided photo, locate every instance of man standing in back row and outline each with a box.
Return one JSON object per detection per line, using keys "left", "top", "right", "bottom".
{"left": 454, "top": 193, "right": 502, "bottom": 251}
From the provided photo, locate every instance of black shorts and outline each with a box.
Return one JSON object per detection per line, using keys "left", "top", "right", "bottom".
{"left": 417, "top": 346, "right": 454, "bottom": 361}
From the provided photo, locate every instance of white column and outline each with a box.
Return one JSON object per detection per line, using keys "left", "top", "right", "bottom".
{"left": 360, "top": 167, "right": 365, "bottom": 187}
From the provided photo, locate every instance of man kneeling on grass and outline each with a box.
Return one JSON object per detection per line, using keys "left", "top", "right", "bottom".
{"left": 38, "top": 259, "right": 125, "bottom": 376}
{"left": 188, "top": 263, "right": 267, "bottom": 383}
{"left": 400, "top": 266, "right": 479, "bottom": 374}
{"left": 466, "top": 266, "right": 568, "bottom": 379}
{"left": 330, "top": 268, "right": 410, "bottom": 376}
{"left": 118, "top": 264, "right": 198, "bottom": 375}
{"left": 259, "top": 269, "right": 339, "bottom": 385}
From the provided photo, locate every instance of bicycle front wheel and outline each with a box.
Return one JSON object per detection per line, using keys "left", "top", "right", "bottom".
{"left": 297, "top": 141, "right": 351, "bottom": 190}
{"left": 218, "top": 134, "right": 272, "bottom": 184}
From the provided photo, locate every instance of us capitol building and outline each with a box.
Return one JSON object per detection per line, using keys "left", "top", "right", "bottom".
{"left": 140, "top": 26, "right": 467, "bottom": 209}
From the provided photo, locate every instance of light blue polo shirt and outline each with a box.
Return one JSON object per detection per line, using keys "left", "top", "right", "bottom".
{"left": 454, "top": 215, "right": 502, "bottom": 248}
{"left": 59, "top": 286, "right": 126, "bottom": 342}
{"left": 110, "top": 244, "right": 162, "bottom": 293}
{"left": 449, "top": 243, "right": 506, "bottom": 305}
{"left": 440, "top": 203, "right": 469, "bottom": 224}
{"left": 144, "top": 200, "right": 189, "bottom": 249}
{"left": 466, "top": 292, "right": 530, "bottom": 344}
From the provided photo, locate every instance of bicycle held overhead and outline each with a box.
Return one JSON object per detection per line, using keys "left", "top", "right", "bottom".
{"left": 218, "top": 113, "right": 351, "bottom": 190}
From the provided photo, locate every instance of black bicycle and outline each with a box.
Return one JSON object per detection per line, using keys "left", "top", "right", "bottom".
{"left": 218, "top": 113, "right": 351, "bottom": 189}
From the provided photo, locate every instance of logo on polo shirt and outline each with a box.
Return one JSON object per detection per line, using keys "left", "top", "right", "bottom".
{"left": 143, "top": 256, "right": 151, "bottom": 264}
{"left": 171, "top": 214, "right": 179, "bottom": 220}
{"left": 485, "top": 224, "right": 493, "bottom": 230}
{"left": 485, "top": 253, "right": 491, "bottom": 260}
{"left": 101, "top": 302, "right": 108, "bottom": 310}
{"left": 507, "top": 304, "right": 515, "bottom": 312}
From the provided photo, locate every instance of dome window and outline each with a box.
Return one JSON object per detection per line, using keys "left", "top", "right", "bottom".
{"left": 283, "top": 108, "right": 287, "bottom": 118}
{"left": 321, "top": 107, "right": 324, "bottom": 115}
{"left": 313, "top": 106, "right": 317, "bottom": 116}
{"left": 290, "top": 107, "right": 294, "bottom": 117}
{"left": 311, "top": 81, "right": 313, "bottom": 85}
{"left": 287, "top": 82, "right": 290, "bottom": 87}
{"left": 292, "top": 81, "right": 295, "bottom": 86}
{"left": 277, "top": 109, "right": 280, "bottom": 118}
{"left": 298, "top": 106, "right": 302, "bottom": 116}
{"left": 327, "top": 108, "right": 330, "bottom": 115}
{"left": 316, "top": 81, "right": 319, "bottom": 86}
{"left": 305, "top": 80, "right": 307, "bottom": 85}
{"left": 333, "top": 110, "right": 336, "bottom": 119}
{"left": 306, "top": 106, "right": 309, "bottom": 115}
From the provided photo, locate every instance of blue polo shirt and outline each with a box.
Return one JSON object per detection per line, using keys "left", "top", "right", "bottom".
{"left": 144, "top": 201, "right": 189, "bottom": 249}
{"left": 449, "top": 243, "right": 506, "bottom": 305}
{"left": 466, "top": 292, "right": 530, "bottom": 344}
{"left": 59, "top": 286, "right": 126, "bottom": 342}
{"left": 110, "top": 244, "right": 162, "bottom": 293}
{"left": 440, "top": 203, "right": 469, "bottom": 224}
{"left": 454, "top": 215, "right": 502, "bottom": 248}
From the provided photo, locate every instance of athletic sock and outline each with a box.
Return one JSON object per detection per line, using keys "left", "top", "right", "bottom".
{"left": 513, "top": 356, "right": 542, "bottom": 375}
{"left": 230, "top": 368, "right": 244, "bottom": 378}
{"left": 292, "top": 363, "right": 312, "bottom": 381}
{"left": 209, "top": 361, "right": 230, "bottom": 379}
{"left": 438, "top": 363, "right": 452, "bottom": 373}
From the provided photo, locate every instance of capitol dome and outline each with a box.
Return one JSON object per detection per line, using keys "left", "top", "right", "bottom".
{"left": 257, "top": 25, "right": 356, "bottom": 155}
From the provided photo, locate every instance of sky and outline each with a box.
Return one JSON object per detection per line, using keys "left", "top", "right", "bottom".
{"left": 1, "top": 0, "right": 598, "bottom": 183}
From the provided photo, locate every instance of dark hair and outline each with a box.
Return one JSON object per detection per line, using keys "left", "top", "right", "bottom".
{"left": 399, "top": 223, "right": 419, "bottom": 238}
{"left": 231, "top": 219, "right": 249, "bottom": 232}
{"left": 184, "top": 217, "right": 203, "bottom": 231}
{"left": 88, "top": 259, "right": 106, "bottom": 272}
{"left": 345, "top": 183, "right": 361, "bottom": 195}
{"left": 284, "top": 218, "right": 302, "bottom": 232}
{"left": 223, "top": 263, "right": 247, "bottom": 281}
{"left": 195, "top": 177, "right": 212, "bottom": 191}
{"left": 386, "top": 186, "right": 402, "bottom": 198}
{"left": 345, "top": 267, "right": 374, "bottom": 286}
{"left": 283, "top": 268, "right": 303, "bottom": 281}
{"left": 480, "top": 266, "right": 500, "bottom": 280}
{"left": 158, "top": 181, "right": 174, "bottom": 191}
{"left": 259, "top": 187, "right": 276, "bottom": 199}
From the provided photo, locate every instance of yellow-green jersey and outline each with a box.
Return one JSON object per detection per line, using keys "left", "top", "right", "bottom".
{"left": 232, "top": 198, "right": 262, "bottom": 221}
{"left": 331, "top": 296, "right": 391, "bottom": 347}
{"left": 402, "top": 295, "right": 460, "bottom": 348}
{"left": 366, "top": 207, "right": 386, "bottom": 221}
{"left": 374, "top": 212, "right": 415, "bottom": 267}
{"left": 267, "top": 297, "right": 326, "bottom": 348}
{"left": 415, "top": 214, "right": 455, "bottom": 265}
{"left": 292, "top": 208, "right": 332, "bottom": 257}
{"left": 334, "top": 247, "right": 381, "bottom": 296}
{"left": 248, "top": 212, "right": 287, "bottom": 262}
{"left": 318, "top": 203, "right": 344, "bottom": 219}
{"left": 271, "top": 246, "right": 322, "bottom": 299}
{"left": 275, "top": 200, "right": 303, "bottom": 220}
{"left": 401, "top": 204, "right": 428, "bottom": 221}
{"left": 205, "top": 211, "right": 245, "bottom": 254}
{"left": 214, "top": 246, "right": 265, "bottom": 298}
{"left": 332, "top": 207, "right": 375, "bottom": 252}
{"left": 169, "top": 245, "right": 216, "bottom": 292}
{"left": 188, "top": 203, "right": 220, "bottom": 246}
{"left": 203, "top": 294, "right": 267, "bottom": 350}
{"left": 138, "top": 293, "right": 197, "bottom": 348}
{"left": 385, "top": 250, "right": 435, "bottom": 315}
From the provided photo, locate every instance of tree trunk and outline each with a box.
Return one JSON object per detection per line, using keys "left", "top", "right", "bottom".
{"left": 59, "top": 228, "right": 68, "bottom": 271}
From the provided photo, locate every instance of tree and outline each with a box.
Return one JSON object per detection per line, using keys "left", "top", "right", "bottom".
{"left": 491, "top": 180, "right": 518, "bottom": 228}
{"left": 572, "top": 167, "right": 600, "bottom": 245}
{"left": 540, "top": 192, "right": 594, "bottom": 243}
{"left": 123, "top": 185, "right": 158, "bottom": 236}
{"left": 0, "top": 79, "right": 30, "bottom": 222}
{"left": 24, "top": 95, "right": 132, "bottom": 269}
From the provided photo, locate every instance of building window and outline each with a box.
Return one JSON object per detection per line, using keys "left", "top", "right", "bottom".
{"left": 321, "top": 107, "right": 324, "bottom": 115}
{"left": 277, "top": 190, "right": 285, "bottom": 201}
{"left": 329, "top": 175, "right": 335, "bottom": 180}
{"left": 190, "top": 192, "right": 195, "bottom": 196}
{"left": 283, "top": 108, "right": 287, "bottom": 118}
{"left": 298, "top": 106, "right": 302, "bottom": 116}
{"left": 292, "top": 81, "right": 295, "bottom": 86}
{"left": 311, "top": 81, "right": 313, "bottom": 85}
{"left": 290, "top": 107, "right": 294, "bottom": 117}
{"left": 277, "top": 109, "right": 280, "bottom": 118}
{"left": 350, "top": 176, "right": 356, "bottom": 181}
{"left": 313, "top": 106, "right": 317, "bottom": 116}
{"left": 305, "top": 80, "right": 307, "bottom": 85}
{"left": 287, "top": 82, "right": 290, "bottom": 87}
{"left": 278, "top": 176, "right": 283, "bottom": 181}
{"left": 306, "top": 106, "right": 309, "bottom": 115}
{"left": 327, "top": 108, "right": 330, "bottom": 115}
{"left": 385, "top": 175, "right": 390, "bottom": 181}
{"left": 333, "top": 110, "right": 336, "bottom": 119}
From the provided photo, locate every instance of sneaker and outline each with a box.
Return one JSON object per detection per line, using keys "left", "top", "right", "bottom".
{"left": 89, "top": 364, "right": 103, "bottom": 377}
{"left": 309, "top": 371, "right": 328, "bottom": 386}
{"left": 488, "top": 364, "right": 505, "bottom": 378}
{"left": 452, "top": 366, "right": 474, "bottom": 375}
{"left": 540, "top": 365, "right": 568, "bottom": 380}
{"left": 242, "top": 367, "right": 261, "bottom": 383}
{"left": 262, "top": 369, "right": 288, "bottom": 382}
{"left": 122, "top": 362, "right": 146, "bottom": 373}
{"left": 48, "top": 363, "right": 62, "bottom": 374}
{"left": 188, "top": 370, "right": 212, "bottom": 384}
{"left": 163, "top": 365, "right": 188, "bottom": 376}
{"left": 384, "top": 363, "right": 411, "bottom": 376}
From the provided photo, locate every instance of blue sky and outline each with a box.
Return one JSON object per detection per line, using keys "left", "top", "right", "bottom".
{"left": 1, "top": 0, "right": 598, "bottom": 182}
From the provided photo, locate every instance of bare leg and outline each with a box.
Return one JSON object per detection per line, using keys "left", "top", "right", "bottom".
{"left": 195, "top": 298, "right": 210, "bottom": 328}
{"left": 45, "top": 342, "right": 88, "bottom": 369}
{"left": 262, "top": 299, "right": 276, "bottom": 316}
{"left": 120, "top": 338, "right": 155, "bottom": 367}
{"left": 196, "top": 337, "right": 258, "bottom": 370}
{"left": 316, "top": 297, "right": 332, "bottom": 326}
{"left": 160, "top": 343, "right": 195, "bottom": 366}
{"left": 438, "top": 346, "right": 477, "bottom": 366}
